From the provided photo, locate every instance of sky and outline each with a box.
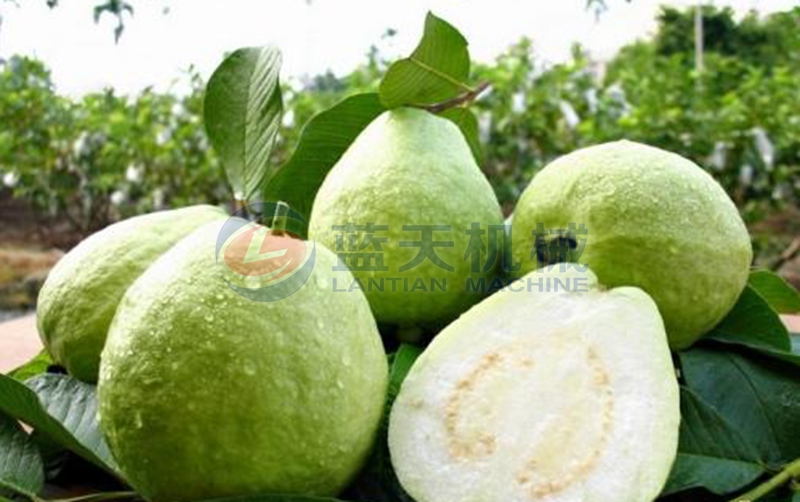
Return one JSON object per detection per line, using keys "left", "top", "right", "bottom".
{"left": 0, "top": 0, "right": 796, "bottom": 97}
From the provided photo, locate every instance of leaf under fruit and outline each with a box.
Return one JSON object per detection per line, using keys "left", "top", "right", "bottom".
{"left": 662, "top": 388, "right": 764, "bottom": 496}
{"left": 0, "top": 412, "right": 44, "bottom": 499}
{"left": 0, "top": 373, "right": 119, "bottom": 478}
{"left": 748, "top": 270, "right": 800, "bottom": 315}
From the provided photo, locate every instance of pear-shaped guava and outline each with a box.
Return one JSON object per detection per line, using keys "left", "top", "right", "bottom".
{"left": 37, "top": 205, "right": 228, "bottom": 382}
{"left": 511, "top": 141, "right": 752, "bottom": 348}
{"left": 98, "top": 221, "right": 388, "bottom": 502}
{"left": 309, "top": 108, "right": 503, "bottom": 327}
{"left": 389, "top": 267, "right": 679, "bottom": 502}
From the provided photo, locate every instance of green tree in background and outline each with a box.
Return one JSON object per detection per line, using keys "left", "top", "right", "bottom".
{"left": 0, "top": 57, "right": 229, "bottom": 232}
{"left": 655, "top": 5, "right": 800, "bottom": 69}
{"left": 0, "top": 5, "right": 797, "bottom": 253}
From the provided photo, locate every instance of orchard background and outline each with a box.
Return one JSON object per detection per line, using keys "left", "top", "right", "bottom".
{"left": 0, "top": 3, "right": 798, "bottom": 316}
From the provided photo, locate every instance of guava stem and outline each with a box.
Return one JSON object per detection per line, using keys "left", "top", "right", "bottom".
{"left": 270, "top": 201, "right": 290, "bottom": 232}
{"left": 423, "top": 81, "right": 492, "bottom": 113}
{"left": 729, "top": 457, "right": 800, "bottom": 502}
{"left": 51, "top": 491, "right": 139, "bottom": 502}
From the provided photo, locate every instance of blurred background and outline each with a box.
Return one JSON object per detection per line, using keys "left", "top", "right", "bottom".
{"left": 0, "top": 0, "right": 798, "bottom": 321}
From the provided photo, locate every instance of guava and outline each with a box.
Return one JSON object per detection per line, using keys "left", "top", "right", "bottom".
{"left": 511, "top": 140, "right": 752, "bottom": 349}
{"left": 309, "top": 108, "right": 503, "bottom": 327}
{"left": 389, "top": 267, "right": 679, "bottom": 502}
{"left": 37, "top": 205, "right": 228, "bottom": 382}
{"left": 98, "top": 220, "right": 388, "bottom": 502}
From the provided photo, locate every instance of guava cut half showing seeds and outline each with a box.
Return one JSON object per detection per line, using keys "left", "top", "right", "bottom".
{"left": 388, "top": 267, "right": 680, "bottom": 502}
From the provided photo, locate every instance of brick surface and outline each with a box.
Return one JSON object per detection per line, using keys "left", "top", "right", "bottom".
{"left": 0, "top": 314, "right": 42, "bottom": 374}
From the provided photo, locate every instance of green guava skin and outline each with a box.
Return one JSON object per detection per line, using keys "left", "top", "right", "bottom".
{"left": 511, "top": 141, "right": 752, "bottom": 349}
{"left": 37, "top": 205, "right": 228, "bottom": 382}
{"left": 98, "top": 221, "right": 388, "bottom": 502}
{"left": 309, "top": 108, "right": 503, "bottom": 327}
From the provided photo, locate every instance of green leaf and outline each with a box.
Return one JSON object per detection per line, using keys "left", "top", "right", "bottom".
{"left": 707, "top": 285, "right": 791, "bottom": 353}
{"left": 387, "top": 344, "right": 423, "bottom": 404}
{"left": 680, "top": 347, "right": 800, "bottom": 466}
{"left": 26, "top": 375, "right": 116, "bottom": 470}
{"left": 748, "top": 270, "right": 800, "bottom": 314}
{"left": 344, "top": 344, "right": 422, "bottom": 502}
{"left": 30, "top": 429, "right": 69, "bottom": 482}
{"left": 438, "top": 107, "right": 483, "bottom": 164}
{"left": 0, "top": 412, "right": 44, "bottom": 498}
{"left": 379, "top": 12, "right": 470, "bottom": 108}
{"left": 0, "top": 373, "right": 119, "bottom": 478}
{"left": 8, "top": 351, "right": 53, "bottom": 382}
{"left": 204, "top": 46, "right": 283, "bottom": 201}
{"left": 662, "top": 388, "right": 765, "bottom": 496}
{"left": 757, "top": 494, "right": 799, "bottom": 502}
{"left": 200, "top": 495, "right": 351, "bottom": 502}
{"left": 743, "top": 345, "right": 800, "bottom": 368}
{"left": 263, "top": 93, "right": 385, "bottom": 226}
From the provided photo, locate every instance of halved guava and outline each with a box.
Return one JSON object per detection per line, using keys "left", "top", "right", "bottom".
{"left": 511, "top": 140, "right": 752, "bottom": 349}
{"left": 389, "top": 267, "right": 679, "bottom": 502}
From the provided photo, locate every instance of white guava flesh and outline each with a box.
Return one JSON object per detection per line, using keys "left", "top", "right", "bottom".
{"left": 389, "top": 267, "right": 679, "bottom": 502}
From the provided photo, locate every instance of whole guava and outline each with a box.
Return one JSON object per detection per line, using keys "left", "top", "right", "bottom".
{"left": 37, "top": 205, "right": 228, "bottom": 382}
{"left": 511, "top": 141, "right": 752, "bottom": 348}
{"left": 389, "top": 266, "right": 679, "bottom": 502}
{"left": 98, "top": 220, "right": 388, "bottom": 502}
{"left": 309, "top": 108, "right": 503, "bottom": 327}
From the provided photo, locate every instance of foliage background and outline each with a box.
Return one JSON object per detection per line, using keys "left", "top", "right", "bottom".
{"left": 0, "top": 5, "right": 798, "bottom": 264}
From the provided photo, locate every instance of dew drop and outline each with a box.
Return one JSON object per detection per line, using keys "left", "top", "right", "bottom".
{"left": 243, "top": 361, "right": 257, "bottom": 376}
